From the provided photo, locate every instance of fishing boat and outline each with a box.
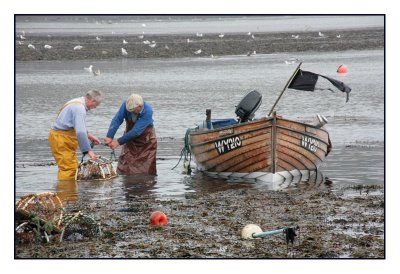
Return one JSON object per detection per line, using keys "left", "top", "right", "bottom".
{"left": 184, "top": 63, "right": 346, "bottom": 183}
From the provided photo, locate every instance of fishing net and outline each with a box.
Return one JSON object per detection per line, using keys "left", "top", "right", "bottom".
{"left": 60, "top": 211, "right": 102, "bottom": 241}
{"left": 75, "top": 156, "right": 117, "bottom": 181}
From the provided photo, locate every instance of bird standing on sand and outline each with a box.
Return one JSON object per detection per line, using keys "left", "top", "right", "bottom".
{"left": 196, "top": 32, "right": 203, "bottom": 37}
{"left": 121, "top": 48, "right": 128, "bottom": 56}
{"left": 74, "top": 45, "right": 83, "bottom": 50}
{"left": 44, "top": 45, "right": 52, "bottom": 49}
{"left": 218, "top": 33, "right": 224, "bottom": 38}
{"left": 291, "top": 34, "right": 299, "bottom": 39}
{"left": 123, "top": 39, "right": 128, "bottom": 44}
{"left": 96, "top": 36, "right": 101, "bottom": 41}
{"left": 28, "top": 44, "right": 35, "bottom": 49}
{"left": 194, "top": 49, "right": 202, "bottom": 55}
{"left": 318, "top": 31, "right": 325, "bottom": 37}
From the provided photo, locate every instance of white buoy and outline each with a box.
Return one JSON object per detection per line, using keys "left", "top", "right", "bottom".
{"left": 241, "top": 224, "right": 262, "bottom": 239}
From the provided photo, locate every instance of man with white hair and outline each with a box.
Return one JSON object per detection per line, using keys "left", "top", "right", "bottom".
{"left": 49, "top": 89, "right": 103, "bottom": 180}
{"left": 104, "top": 93, "right": 157, "bottom": 175}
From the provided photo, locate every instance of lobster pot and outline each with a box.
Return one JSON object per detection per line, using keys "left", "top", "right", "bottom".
{"left": 75, "top": 156, "right": 117, "bottom": 181}
{"left": 16, "top": 192, "right": 63, "bottom": 231}
{"left": 60, "top": 211, "right": 102, "bottom": 241}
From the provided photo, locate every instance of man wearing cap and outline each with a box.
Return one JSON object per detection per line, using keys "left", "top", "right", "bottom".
{"left": 104, "top": 93, "right": 157, "bottom": 175}
{"left": 49, "top": 89, "right": 103, "bottom": 180}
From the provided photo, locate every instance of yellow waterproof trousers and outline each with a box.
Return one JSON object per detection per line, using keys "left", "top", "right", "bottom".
{"left": 48, "top": 129, "right": 79, "bottom": 180}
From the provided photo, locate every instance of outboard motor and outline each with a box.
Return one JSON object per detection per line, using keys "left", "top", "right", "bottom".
{"left": 235, "top": 90, "right": 262, "bottom": 123}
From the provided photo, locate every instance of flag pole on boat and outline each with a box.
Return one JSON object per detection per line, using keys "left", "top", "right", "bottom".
{"left": 267, "top": 62, "right": 302, "bottom": 117}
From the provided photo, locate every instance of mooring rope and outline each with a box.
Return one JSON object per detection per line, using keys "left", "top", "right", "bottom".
{"left": 172, "top": 128, "right": 196, "bottom": 174}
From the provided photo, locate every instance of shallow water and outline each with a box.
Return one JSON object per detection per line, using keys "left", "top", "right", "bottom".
{"left": 16, "top": 15, "right": 383, "bottom": 36}
{"left": 15, "top": 49, "right": 384, "bottom": 201}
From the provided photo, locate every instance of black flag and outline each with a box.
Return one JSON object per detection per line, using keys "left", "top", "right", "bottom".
{"left": 288, "top": 69, "right": 352, "bottom": 102}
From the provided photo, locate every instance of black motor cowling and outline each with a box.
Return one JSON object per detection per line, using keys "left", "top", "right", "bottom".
{"left": 235, "top": 90, "right": 262, "bottom": 123}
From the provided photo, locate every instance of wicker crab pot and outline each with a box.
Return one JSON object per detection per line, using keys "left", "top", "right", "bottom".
{"left": 75, "top": 156, "right": 117, "bottom": 181}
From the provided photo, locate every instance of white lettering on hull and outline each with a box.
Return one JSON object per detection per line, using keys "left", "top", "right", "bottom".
{"left": 301, "top": 135, "right": 319, "bottom": 153}
{"left": 214, "top": 136, "right": 242, "bottom": 155}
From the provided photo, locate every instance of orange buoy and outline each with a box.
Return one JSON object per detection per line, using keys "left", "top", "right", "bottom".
{"left": 337, "top": 64, "right": 348, "bottom": 74}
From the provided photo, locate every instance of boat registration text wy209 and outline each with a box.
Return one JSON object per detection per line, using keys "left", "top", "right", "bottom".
{"left": 214, "top": 135, "right": 242, "bottom": 155}
{"left": 301, "top": 135, "right": 320, "bottom": 152}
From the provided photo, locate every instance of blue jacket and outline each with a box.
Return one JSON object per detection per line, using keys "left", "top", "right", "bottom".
{"left": 106, "top": 101, "right": 154, "bottom": 145}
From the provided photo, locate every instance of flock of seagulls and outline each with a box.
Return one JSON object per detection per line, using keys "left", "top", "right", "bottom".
{"left": 18, "top": 28, "right": 343, "bottom": 77}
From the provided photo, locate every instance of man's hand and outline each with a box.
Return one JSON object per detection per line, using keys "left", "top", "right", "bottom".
{"left": 88, "top": 150, "right": 97, "bottom": 160}
{"left": 103, "top": 137, "right": 113, "bottom": 145}
{"left": 109, "top": 140, "right": 120, "bottom": 150}
{"left": 88, "top": 133, "right": 101, "bottom": 145}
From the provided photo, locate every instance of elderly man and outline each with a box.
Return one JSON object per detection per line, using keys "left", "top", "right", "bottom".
{"left": 49, "top": 89, "right": 103, "bottom": 180}
{"left": 104, "top": 93, "right": 157, "bottom": 175}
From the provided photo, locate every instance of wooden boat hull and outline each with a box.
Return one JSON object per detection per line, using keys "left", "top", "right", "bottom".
{"left": 189, "top": 114, "right": 330, "bottom": 182}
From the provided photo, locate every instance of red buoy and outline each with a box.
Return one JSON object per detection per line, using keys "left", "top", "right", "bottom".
{"left": 150, "top": 211, "right": 168, "bottom": 226}
{"left": 337, "top": 64, "right": 348, "bottom": 74}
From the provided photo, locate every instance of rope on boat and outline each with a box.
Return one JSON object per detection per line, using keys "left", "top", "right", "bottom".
{"left": 172, "top": 128, "right": 196, "bottom": 174}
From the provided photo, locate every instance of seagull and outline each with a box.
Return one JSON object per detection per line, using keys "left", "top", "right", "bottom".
{"left": 84, "top": 65, "right": 93, "bottom": 73}
{"left": 336, "top": 34, "right": 341, "bottom": 38}
{"left": 143, "top": 40, "right": 151, "bottom": 45}
{"left": 318, "top": 31, "right": 325, "bottom": 37}
{"left": 291, "top": 34, "right": 299, "bottom": 39}
{"left": 84, "top": 65, "right": 101, "bottom": 76}
{"left": 186, "top": 38, "right": 192, "bottom": 43}
{"left": 149, "top": 42, "right": 156, "bottom": 48}
{"left": 251, "top": 34, "right": 255, "bottom": 39}
{"left": 218, "top": 33, "right": 224, "bottom": 38}
{"left": 247, "top": 50, "right": 256, "bottom": 56}
{"left": 121, "top": 48, "right": 128, "bottom": 56}
{"left": 28, "top": 44, "right": 35, "bottom": 49}
{"left": 284, "top": 58, "right": 299, "bottom": 65}
{"left": 74, "top": 45, "right": 83, "bottom": 50}
{"left": 44, "top": 45, "right": 52, "bottom": 49}
{"left": 123, "top": 39, "right": 128, "bottom": 44}
{"left": 96, "top": 36, "right": 101, "bottom": 41}
{"left": 20, "top": 34, "right": 26, "bottom": 40}
{"left": 194, "top": 49, "right": 202, "bottom": 54}
{"left": 247, "top": 32, "right": 252, "bottom": 36}
{"left": 18, "top": 41, "right": 24, "bottom": 45}
{"left": 196, "top": 32, "right": 203, "bottom": 37}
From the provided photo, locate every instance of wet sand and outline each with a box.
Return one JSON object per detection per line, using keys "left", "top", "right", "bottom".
{"left": 15, "top": 184, "right": 384, "bottom": 258}
{"left": 16, "top": 28, "right": 384, "bottom": 61}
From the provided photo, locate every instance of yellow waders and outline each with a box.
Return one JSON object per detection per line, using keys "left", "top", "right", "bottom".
{"left": 49, "top": 100, "right": 85, "bottom": 181}
{"left": 48, "top": 128, "right": 79, "bottom": 180}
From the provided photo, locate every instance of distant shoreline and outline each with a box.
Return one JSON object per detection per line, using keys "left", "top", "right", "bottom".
{"left": 16, "top": 28, "right": 384, "bottom": 62}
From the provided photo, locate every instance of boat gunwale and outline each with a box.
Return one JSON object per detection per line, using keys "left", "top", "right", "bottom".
{"left": 189, "top": 123, "right": 329, "bottom": 148}
{"left": 189, "top": 115, "right": 329, "bottom": 137}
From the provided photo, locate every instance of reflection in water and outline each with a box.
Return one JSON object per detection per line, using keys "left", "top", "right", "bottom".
{"left": 56, "top": 180, "right": 79, "bottom": 202}
{"left": 195, "top": 170, "right": 332, "bottom": 192}
{"left": 121, "top": 174, "right": 157, "bottom": 200}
